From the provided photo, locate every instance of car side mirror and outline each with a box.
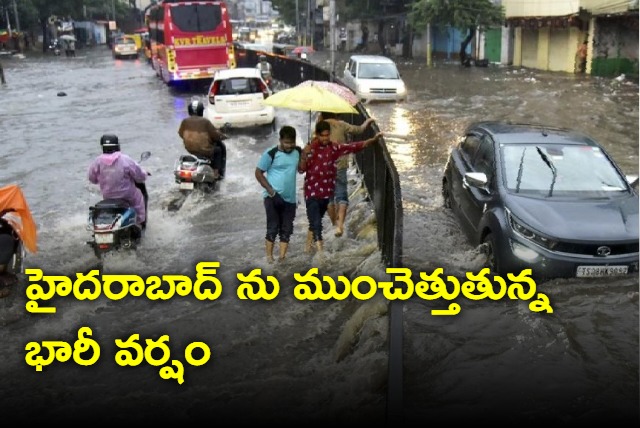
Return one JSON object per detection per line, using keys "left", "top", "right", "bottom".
{"left": 627, "top": 175, "right": 639, "bottom": 191}
{"left": 464, "top": 172, "right": 489, "bottom": 193}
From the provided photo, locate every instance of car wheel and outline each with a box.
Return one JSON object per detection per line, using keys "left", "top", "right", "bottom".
{"left": 270, "top": 117, "right": 276, "bottom": 132}
{"left": 442, "top": 178, "right": 452, "bottom": 209}
{"left": 482, "top": 233, "right": 500, "bottom": 274}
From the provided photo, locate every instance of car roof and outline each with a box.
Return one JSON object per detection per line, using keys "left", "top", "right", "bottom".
{"left": 349, "top": 55, "right": 395, "bottom": 64}
{"left": 214, "top": 68, "right": 262, "bottom": 80}
{"left": 468, "top": 121, "right": 598, "bottom": 147}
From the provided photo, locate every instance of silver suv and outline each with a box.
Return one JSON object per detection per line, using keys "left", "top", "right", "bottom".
{"left": 342, "top": 55, "right": 407, "bottom": 103}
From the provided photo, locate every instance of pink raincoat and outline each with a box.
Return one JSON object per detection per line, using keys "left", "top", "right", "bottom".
{"left": 87, "top": 152, "right": 147, "bottom": 224}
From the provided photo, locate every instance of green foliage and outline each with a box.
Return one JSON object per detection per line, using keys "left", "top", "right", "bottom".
{"left": 7, "top": 0, "right": 128, "bottom": 31}
{"left": 409, "top": 0, "right": 504, "bottom": 31}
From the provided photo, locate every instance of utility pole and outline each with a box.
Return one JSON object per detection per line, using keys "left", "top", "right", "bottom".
{"left": 112, "top": 0, "right": 116, "bottom": 24}
{"left": 329, "top": 0, "right": 335, "bottom": 77}
{"left": 306, "top": 0, "right": 311, "bottom": 46}
{"left": 295, "top": 0, "right": 300, "bottom": 45}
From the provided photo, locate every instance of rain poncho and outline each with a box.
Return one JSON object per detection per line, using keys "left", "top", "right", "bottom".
{"left": 0, "top": 184, "right": 37, "bottom": 253}
{"left": 87, "top": 152, "right": 147, "bottom": 224}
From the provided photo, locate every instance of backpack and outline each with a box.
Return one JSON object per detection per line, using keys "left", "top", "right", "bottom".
{"left": 267, "top": 145, "right": 301, "bottom": 166}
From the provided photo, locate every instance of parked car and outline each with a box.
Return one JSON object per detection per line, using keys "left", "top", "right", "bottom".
{"left": 204, "top": 67, "right": 275, "bottom": 129}
{"left": 342, "top": 54, "right": 407, "bottom": 103}
{"left": 442, "top": 121, "right": 639, "bottom": 280}
{"left": 112, "top": 36, "right": 138, "bottom": 60}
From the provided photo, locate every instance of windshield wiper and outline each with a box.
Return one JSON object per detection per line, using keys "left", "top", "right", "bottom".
{"left": 536, "top": 146, "right": 557, "bottom": 197}
{"left": 515, "top": 147, "right": 527, "bottom": 193}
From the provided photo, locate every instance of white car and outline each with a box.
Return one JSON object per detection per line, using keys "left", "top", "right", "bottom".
{"left": 204, "top": 68, "right": 275, "bottom": 129}
{"left": 342, "top": 55, "right": 407, "bottom": 103}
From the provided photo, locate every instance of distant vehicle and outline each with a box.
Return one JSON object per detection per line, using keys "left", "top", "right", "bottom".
{"left": 146, "top": 0, "right": 235, "bottom": 85}
{"left": 112, "top": 36, "right": 139, "bottom": 60}
{"left": 342, "top": 54, "right": 407, "bottom": 103}
{"left": 442, "top": 121, "right": 639, "bottom": 279}
{"left": 204, "top": 67, "right": 275, "bottom": 129}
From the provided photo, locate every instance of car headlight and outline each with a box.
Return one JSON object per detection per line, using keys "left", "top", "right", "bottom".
{"left": 507, "top": 209, "right": 558, "bottom": 250}
{"left": 397, "top": 82, "right": 407, "bottom": 95}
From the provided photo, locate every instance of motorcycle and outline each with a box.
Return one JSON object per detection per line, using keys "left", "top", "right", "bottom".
{"left": 87, "top": 151, "right": 151, "bottom": 258}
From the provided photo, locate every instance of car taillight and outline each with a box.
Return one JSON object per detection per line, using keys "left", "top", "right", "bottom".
{"left": 209, "top": 81, "right": 221, "bottom": 105}
{"left": 179, "top": 170, "right": 193, "bottom": 178}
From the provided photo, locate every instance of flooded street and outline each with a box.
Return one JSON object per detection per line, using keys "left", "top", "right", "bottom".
{"left": 0, "top": 47, "right": 637, "bottom": 424}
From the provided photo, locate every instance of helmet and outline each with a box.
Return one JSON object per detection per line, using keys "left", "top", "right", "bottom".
{"left": 100, "top": 134, "right": 120, "bottom": 154}
{"left": 188, "top": 99, "right": 205, "bottom": 117}
{"left": 259, "top": 54, "right": 267, "bottom": 61}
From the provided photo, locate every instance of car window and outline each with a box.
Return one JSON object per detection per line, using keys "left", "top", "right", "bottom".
{"left": 216, "top": 78, "right": 261, "bottom": 95}
{"left": 357, "top": 63, "right": 399, "bottom": 79}
{"left": 472, "top": 136, "right": 495, "bottom": 183}
{"left": 501, "top": 144, "right": 628, "bottom": 196}
{"left": 460, "top": 135, "right": 481, "bottom": 164}
{"left": 349, "top": 60, "right": 357, "bottom": 76}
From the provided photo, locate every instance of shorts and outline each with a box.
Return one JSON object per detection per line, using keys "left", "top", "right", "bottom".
{"left": 333, "top": 168, "right": 348, "bottom": 205}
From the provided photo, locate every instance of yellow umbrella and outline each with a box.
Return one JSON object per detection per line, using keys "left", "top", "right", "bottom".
{"left": 262, "top": 82, "right": 358, "bottom": 114}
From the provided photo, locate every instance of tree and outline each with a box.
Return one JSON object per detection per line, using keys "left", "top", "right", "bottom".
{"left": 408, "top": 0, "right": 504, "bottom": 65}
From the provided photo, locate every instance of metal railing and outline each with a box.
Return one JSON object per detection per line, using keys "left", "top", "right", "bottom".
{"left": 237, "top": 48, "right": 405, "bottom": 425}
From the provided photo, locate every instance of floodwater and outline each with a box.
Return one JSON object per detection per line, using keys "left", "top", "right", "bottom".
{"left": 0, "top": 47, "right": 637, "bottom": 424}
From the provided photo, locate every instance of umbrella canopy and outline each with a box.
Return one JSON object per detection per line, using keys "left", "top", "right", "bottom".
{"left": 59, "top": 34, "right": 76, "bottom": 42}
{"left": 263, "top": 83, "right": 358, "bottom": 114}
{"left": 291, "top": 46, "right": 315, "bottom": 54}
{"left": 296, "top": 80, "right": 359, "bottom": 106}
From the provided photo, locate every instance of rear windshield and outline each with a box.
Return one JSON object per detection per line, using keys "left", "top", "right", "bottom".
{"left": 215, "top": 78, "right": 263, "bottom": 95}
{"left": 171, "top": 4, "right": 222, "bottom": 32}
{"left": 116, "top": 38, "right": 136, "bottom": 45}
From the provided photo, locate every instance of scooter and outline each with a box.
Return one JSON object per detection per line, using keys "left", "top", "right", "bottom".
{"left": 173, "top": 154, "right": 219, "bottom": 194}
{"left": 87, "top": 151, "right": 151, "bottom": 258}
{"left": 174, "top": 126, "right": 228, "bottom": 194}
{"left": 48, "top": 39, "right": 62, "bottom": 56}
{"left": 260, "top": 69, "right": 274, "bottom": 90}
{"left": 0, "top": 214, "right": 24, "bottom": 275}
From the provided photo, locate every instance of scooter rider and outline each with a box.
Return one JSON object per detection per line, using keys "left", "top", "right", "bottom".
{"left": 178, "top": 99, "right": 228, "bottom": 179}
{"left": 88, "top": 134, "right": 148, "bottom": 229}
{"left": 256, "top": 54, "right": 273, "bottom": 85}
{"left": 0, "top": 184, "right": 38, "bottom": 297}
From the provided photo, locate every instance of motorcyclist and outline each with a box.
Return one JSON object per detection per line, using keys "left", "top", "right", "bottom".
{"left": 87, "top": 134, "right": 148, "bottom": 229}
{"left": 256, "top": 54, "right": 273, "bottom": 86}
{"left": 0, "top": 184, "right": 37, "bottom": 296}
{"left": 178, "top": 99, "right": 228, "bottom": 179}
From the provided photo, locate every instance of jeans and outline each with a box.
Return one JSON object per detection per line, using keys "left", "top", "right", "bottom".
{"left": 305, "top": 197, "right": 330, "bottom": 242}
{"left": 264, "top": 194, "right": 297, "bottom": 243}
{"left": 333, "top": 168, "right": 348, "bottom": 205}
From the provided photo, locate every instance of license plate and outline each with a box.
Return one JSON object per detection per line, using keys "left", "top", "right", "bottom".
{"left": 576, "top": 265, "right": 628, "bottom": 277}
{"left": 179, "top": 182, "right": 194, "bottom": 190}
{"left": 94, "top": 233, "right": 114, "bottom": 244}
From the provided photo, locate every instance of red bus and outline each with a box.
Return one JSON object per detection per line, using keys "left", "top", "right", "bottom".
{"left": 147, "top": 0, "right": 236, "bottom": 85}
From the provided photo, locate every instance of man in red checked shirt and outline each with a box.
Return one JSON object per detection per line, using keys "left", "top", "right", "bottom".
{"left": 299, "top": 120, "right": 383, "bottom": 253}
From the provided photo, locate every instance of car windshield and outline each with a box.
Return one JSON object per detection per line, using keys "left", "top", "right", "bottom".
{"left": 117, "top": 38, "right": 136, "bottom": 45}
{"left": 357, "top": 63, "right": 399, "bottom": 79}
{"left": 502, "top": 143, "right": 628, "bottom": 197}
